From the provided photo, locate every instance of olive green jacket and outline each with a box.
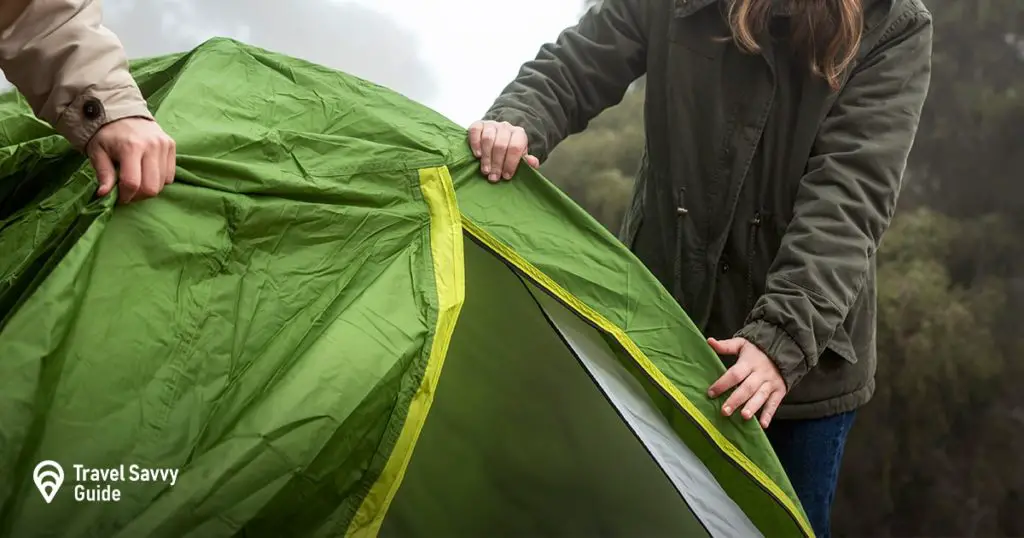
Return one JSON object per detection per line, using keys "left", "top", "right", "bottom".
{"left": 484, "top": 0, "right": 932, "bottom": 419}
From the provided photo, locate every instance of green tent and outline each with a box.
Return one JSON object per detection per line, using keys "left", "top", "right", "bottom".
{"left": 0, "top": 39, "right": 812, "bottom": 537}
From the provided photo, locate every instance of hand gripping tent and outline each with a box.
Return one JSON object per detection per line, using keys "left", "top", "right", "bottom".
{"left": 0, "top": 39, "right": 812, "bottom": 538}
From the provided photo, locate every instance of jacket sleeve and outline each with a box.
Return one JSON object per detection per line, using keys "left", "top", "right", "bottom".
{"left": 482, "top": 0, "right": 650, "bottom": 162}
{"left": 0, "top": 0, "right": 153, "bottom": 150}
{"left": 735, "top": 9, "right": 933, "bottom": 390}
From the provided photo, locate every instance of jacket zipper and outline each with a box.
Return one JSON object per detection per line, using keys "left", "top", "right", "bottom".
{"left": 673, "top": 187, "right": 688, "bottom": 301}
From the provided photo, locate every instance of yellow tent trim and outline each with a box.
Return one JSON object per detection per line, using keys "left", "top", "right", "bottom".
{"left": 344, "top": 166, "right": 465, "bottom": 538}
{"left": 343, "top": 164, "right": 811, "bottom": 538}
{"left": 460, "top": 216, "right": 814, "bottom": 538}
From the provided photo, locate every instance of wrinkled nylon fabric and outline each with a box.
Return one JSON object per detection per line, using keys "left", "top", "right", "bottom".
{"left": 0, "top": 37, "right": 808, "bottom": 537}
{"left": 526, "top": 282, "right": 761, "bottom": 538}
{"left": 0, "top": 38, "right": 457, "bottom": 537}
{"left": 460, "top": 219, "right": 810, "bottom": 537}
{"left": 381, "top": 239, "right": 710, "bottom": 538}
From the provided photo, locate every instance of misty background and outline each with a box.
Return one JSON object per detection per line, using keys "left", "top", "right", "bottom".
{"left": 0, "top": 0, "right": 584, "bottom": 127}
{"left": 541, "top": 1, "right": 1024, "bottom": 536}
{"left": 3, "top": 0, "right": 1022, "bottom": 536}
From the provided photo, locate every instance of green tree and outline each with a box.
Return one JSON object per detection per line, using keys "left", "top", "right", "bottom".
{"left": 540, "top": 85, "right": 644, "bottom": 232}
{"left": 836, "top": 209, "right": 1024, "bottom": 536}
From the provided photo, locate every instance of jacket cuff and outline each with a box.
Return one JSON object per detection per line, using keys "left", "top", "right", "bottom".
{"left": 55, "top": 85, "right": 154, "bottom": 151}
{"left": 735, "top": 319, "right": 810, "bottom": 390}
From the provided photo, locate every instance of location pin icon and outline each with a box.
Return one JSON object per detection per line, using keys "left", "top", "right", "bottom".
{"left": 33, "top": 460, "right": 64, "bottom": 504}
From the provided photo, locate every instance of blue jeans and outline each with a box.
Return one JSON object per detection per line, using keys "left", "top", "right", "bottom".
{"left": 765, "top": 410, "right": 857, "bottom": 538}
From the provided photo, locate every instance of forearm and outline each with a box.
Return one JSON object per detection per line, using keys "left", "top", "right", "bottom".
{"left": 484, "top": 0, "right": 649, "bottom": 162}
{"left": 0, "top": 0, "right": 152, "bottom": 150}
{"left": 738, "top": 8, "right": 933, "bottom": 388}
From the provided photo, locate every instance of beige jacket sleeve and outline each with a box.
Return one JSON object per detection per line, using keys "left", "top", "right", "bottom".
{"left": 0, "top": 0, "right": 153, "bottom": 150}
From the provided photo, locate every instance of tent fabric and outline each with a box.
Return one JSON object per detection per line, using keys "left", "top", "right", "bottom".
{"left": 0, "top": 38, "right": 812, "bottom": 537}
{"left": 379, "top": 238, "right": 718, "bottom": 538}
{"left": 526, "top": 279, "right": 760, "bottom": 537}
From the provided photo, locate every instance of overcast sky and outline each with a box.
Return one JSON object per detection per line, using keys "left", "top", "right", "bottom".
{"left": 65, "top": 0, "right": 586, "bottom": 127}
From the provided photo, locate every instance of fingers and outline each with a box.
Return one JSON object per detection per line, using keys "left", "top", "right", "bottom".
{"left": 708, "top": 337, "right": 746, "bottom": 356}
{"left": 707, "top": 337, "right": 787, "bottom": 422}
{"left": 89, "top": 148, "right": 116, "bottom": 197}
{"left": 164, "top": 136, "right": 176, "bottom": 185}
{"left": 479, "top": 122, "right": 498, "bottom": 179}
{"left": 488, "top": 127, "right": 513, "bottom": 182}
{"left": 87, "top": 117, "right": 176, "bottom": 204}
{"left": 721, "top": 373, "right": 786, "bottom": 421}
{"left": 137, "top": 133, "right": 176, "bottom": 199}
{"left": 721, "top": 372, "right": 765, "bottom": 417}
{"left": 138, "top": 150, "right": 163, "bottom": 200}
{"left": 740, "top": 382, "right": 773, "bottom": 420}
{"left": 760, "top": 390, "right": 785, "bottom": 428}
{"left": 117, "top": 144, "right": 143, "bottom": 204}
{"left": 707, "top": 361, "right": 752, "bottom": 400}
{"left": 468, "top": 121, "right": 484, "bottom": 158}
{"left": 502, "top": 128, "right": 528, "bottom": 179}
{"left": 468, "top": 120, "right": 531, "bottom": 182}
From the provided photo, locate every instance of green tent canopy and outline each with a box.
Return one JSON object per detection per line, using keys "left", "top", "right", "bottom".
{"left": 0, "top": 39, "right": 812, "bottom": 537}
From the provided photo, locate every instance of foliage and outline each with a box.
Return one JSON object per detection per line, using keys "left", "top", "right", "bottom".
{"left": 840, "top": 209, "right": 1024, "bottom": 536}
{"left": 541, "top": 1, "right": 1024, "bottom": 534}
{"left": 540, "top": 83, "right": 644, "bottom": 232}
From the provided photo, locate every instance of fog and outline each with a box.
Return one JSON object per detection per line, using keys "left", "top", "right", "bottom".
{"left": 0, "top": 0, "right": 585, "bottom": 126}
{"left": 104, "top": 0, "right": 440, "bottom": 104}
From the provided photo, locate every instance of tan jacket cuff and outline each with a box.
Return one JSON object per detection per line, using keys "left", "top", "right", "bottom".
{"left": 56, "top": 86, "right": 154, "bottom": 151}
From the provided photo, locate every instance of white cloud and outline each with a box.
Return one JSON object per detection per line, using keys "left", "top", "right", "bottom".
{"left": 2, "top": 0, "right": 587, "bottom": 127}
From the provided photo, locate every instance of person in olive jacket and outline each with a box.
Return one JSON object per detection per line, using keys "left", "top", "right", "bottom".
{"left": 0, "top": 0, "right": 175, "bottom": 204}
{"left": 469, "top": 0, "right": 932, "bottom": 535}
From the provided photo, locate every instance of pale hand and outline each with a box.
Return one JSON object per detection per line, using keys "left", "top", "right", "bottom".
{"left": 86, "top": 117, "right": 176, "bottom": 204}
{"left": 706, "top": 337, "right": 787, "bottom": 429}
{"left": 467, "top": 120, "right": 540, "bottom": 182}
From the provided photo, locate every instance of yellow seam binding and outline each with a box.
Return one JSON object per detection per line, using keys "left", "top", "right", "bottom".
{"left": 460, "top": 216, "right": 813, "bottom": 538}
{"left": 345, "top": 166, "right": 465, "bottom": 538}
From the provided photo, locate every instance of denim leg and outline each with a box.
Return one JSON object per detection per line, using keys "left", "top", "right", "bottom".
{"left": 765, "top": 410, "right": 857, "bottom": 538}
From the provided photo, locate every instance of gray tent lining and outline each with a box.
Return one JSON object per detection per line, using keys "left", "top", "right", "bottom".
{"left": 527, "top": 282, "right": 763, "bottom": 538}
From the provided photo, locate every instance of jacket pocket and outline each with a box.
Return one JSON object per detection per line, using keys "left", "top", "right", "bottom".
{"left": 825, "top": 322, "right": 858, "bottom": 364}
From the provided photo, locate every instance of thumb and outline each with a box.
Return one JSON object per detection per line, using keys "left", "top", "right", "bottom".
{"left": 708, "top": 337, "right": 746, "bottom": 356}
{"left": 89, "top": 147, "right": 117, "bottom": 197}
{"left": 525, "top": 154, "right": 540, "bottom": 169}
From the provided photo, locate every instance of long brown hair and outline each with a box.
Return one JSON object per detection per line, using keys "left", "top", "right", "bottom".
{"left": 727, "top": 0, "right": 864, "bottom": 90}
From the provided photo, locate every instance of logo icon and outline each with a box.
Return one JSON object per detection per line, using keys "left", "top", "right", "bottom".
{"left": 33, "top": 460, "right": 64, "bottom": 504}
